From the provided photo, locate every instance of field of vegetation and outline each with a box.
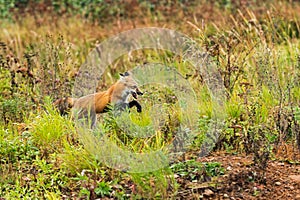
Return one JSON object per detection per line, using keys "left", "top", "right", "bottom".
{"left": 1, "top": 0, "right": 300, "bottom": 199}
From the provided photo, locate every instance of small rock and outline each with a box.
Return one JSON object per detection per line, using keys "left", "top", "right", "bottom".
{"left": 284, "top": 185, "right": 294, "bottom": 190}
{"left": 226, "top": 166, "right": 232, "bottom": 171}
{"left": 296, "top": 195, "right": 300, "bottom": 200}
{"left": 223, "top": 193, "right": 229, "bottom": 198}
{"left": 253, "top": 186, "right": 258, "bottom": 191}
{"left": 277, "top": 162, "right": 284, "bottom": 166}
{"left": 230, "top": 197, "right": 235, "bottom": 200}
{"left": 275, "top": 181, "right": 281, "bottom": 186}
{"left": 203, "top": 189, "right": 214, "bottom": 197}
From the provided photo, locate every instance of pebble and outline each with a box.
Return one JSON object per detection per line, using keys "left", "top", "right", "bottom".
{"left": 275, "top": 181, "right": 281, "bottom": 186}
{"left": 296, "top": 195, "right": 300, "bottom": 200}
{"left": 223, "top": 193, "right": 229, "bottom": 198}
{"left": 284, "top": 185, "right": 294, "bottom": 190}
{"left": 277, "top": 162, "right": 284, "bottom": 166}
{"left": 203, "top": 189, "right": 214, "bottom": 197}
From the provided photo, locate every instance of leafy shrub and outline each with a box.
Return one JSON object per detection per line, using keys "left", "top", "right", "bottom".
{"left": 0, "top": 0, "right": 15, "bottom": 19}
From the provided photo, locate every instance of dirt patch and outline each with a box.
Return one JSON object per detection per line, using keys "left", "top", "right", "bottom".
{"left": 175, "top": 151, "right": 300, "bottom": 199}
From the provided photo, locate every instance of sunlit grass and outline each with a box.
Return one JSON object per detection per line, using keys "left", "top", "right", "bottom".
{"left": 1, "top": 1, "right": 300, "bottom": 198}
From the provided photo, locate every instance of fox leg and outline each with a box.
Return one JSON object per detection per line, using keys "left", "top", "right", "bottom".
{"left": 114, "top": 100, "right": 142, "bottom": 113}
{"left": 72, "top": 108, "right": 97, "bottom": 129}
{"left": 128, "top": 100, "right": 142, "bottom": 113}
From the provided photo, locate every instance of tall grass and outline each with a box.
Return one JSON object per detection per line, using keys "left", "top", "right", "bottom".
{"left": 1, "top": 1, "right": 300, "bottom": 198}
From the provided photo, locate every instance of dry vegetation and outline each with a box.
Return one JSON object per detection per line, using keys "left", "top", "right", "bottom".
{"left": 1, "top": 0, "right": 300, "bottom": 199}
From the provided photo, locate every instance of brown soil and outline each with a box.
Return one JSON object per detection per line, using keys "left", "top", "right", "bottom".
{"left": 175, "top": 149, "right": 300, "bottom": 200}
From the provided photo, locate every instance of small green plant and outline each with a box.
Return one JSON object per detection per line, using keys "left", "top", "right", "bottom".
{"left": 204, "top": 162, "right": 225, "bottom": 177}
{"left": 94, "top": 181, "right": 112, "bottom": 198}
{"left": 29, "top": 97, "right": 75, "bottom": 155}
{"left": 130, "top": 168, "right": 176, "bottom": 199}
{"left": 79, "top": 187, "right": 90, "bottom": 199}
{"left": 171, "top": 160, "right": 224, "bottom": 183}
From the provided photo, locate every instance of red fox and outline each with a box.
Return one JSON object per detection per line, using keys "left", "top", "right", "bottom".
{"left": 54, "top": 71, "right": 143, "bottom": 127}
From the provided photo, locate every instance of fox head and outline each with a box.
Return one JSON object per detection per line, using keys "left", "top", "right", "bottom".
{"left": 118, "top": 71, "right": 143, "bottom": 100}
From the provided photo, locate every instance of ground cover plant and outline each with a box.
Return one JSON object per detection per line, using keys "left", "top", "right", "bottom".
{"left": 1, "top": 0, "right": 300, "bottom": 199}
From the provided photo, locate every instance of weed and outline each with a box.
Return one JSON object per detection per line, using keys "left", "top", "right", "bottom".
{"left": 94, "top": 181, "right": 112, "bottom": 198}
{"left": 1, "top": 1, "right": 300, "bottom": 199}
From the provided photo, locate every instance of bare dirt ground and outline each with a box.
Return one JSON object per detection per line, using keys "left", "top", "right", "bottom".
{"left": 175, "top": 148, "right": 300, "bottom": 200}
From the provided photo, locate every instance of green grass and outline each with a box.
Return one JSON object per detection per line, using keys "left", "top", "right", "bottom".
{"left": 1, "top": 1, "right": 300, "bottom": 198}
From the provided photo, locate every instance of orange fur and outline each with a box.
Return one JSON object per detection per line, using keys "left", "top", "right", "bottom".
{"left": 54, "top": 72, "right": 143, "bottom": 127}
